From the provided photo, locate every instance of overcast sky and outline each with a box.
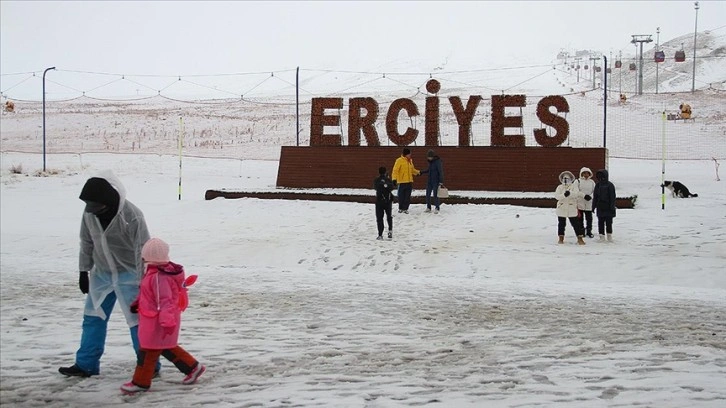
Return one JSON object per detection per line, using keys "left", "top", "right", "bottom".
{"left": 2, "top": 1, "right": 725, "bottom": 76}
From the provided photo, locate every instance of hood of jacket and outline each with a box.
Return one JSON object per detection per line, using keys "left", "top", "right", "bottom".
{"left": 579, "top": 167, "right": 593, "bottom": 178}
{"left": 79, "top": 170, "right": 128, "bottom": 216}
{"left": 596, "top": 169, "right": 609, "bottom": 182}
{"left": 147, "top": 261, "right": 185, "bottom": 286}
{"left": 559, "top": 171, "right": 576, "bottom": 184}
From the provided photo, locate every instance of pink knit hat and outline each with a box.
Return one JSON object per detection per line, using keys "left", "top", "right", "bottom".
{"left": 141, "top": 238, "right": 170, "bottom": 264}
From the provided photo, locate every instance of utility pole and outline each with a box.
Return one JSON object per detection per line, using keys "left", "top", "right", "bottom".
{"left": 609, "top": 51, "right": 613, "bottom": 94}
{"left": 631, "top": 34, "right": 653, "bottom": 95}
{"left": 692, "top": 1, "right": 699, "bottom": 93}
{"left": 589, "top": 55, "right": 599, "bottom": 89}
{"left": 656, "top": 27, "right": 660, "bottom": 94}
{"left": 575, "top": 57, "right": 582, "bottom": 82}
{"left": 618, "top": 50, "right": 623, "bottom": 96}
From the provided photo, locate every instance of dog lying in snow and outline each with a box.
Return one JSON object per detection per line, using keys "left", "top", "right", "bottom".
{"left": 661, "top": 180, "right": 698, "bottom": 198}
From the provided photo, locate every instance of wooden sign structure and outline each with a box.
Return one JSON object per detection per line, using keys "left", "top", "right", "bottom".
{"left": 277, "top": 79, "right": 607, "bottom": 192}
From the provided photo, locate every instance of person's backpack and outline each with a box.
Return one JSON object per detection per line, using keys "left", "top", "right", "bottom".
{"left": 375, "top": 177, "right": 393, "bottom": 203}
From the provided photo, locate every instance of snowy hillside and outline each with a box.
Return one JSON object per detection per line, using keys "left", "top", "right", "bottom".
{"left": 1, "top": 30, "right": 725, "bottom": 162}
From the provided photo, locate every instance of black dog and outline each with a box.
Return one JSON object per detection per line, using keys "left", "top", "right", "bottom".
{"left": 661, "top": 180, "right": 698, "bottom": 198}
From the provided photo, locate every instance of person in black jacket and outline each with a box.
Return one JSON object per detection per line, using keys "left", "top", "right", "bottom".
{"left": 373, "top": 166, "right": 395, "bottom": 240}
{"left": 419, "top": 149, "right": 445, "bottom": 214}
{"left": 592, "top": 169, "right": 616, "bottom": 242}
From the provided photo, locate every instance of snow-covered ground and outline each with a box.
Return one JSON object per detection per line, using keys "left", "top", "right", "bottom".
{"left": 0, "top": 151, "right": 724, "bottom": 407}
{"left": 1, "top": 25, "right": 725, "bottom": 408}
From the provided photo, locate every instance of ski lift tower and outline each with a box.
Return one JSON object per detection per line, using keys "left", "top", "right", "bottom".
{"left": 631, "top": 34, "right": 653, "bottom": 95}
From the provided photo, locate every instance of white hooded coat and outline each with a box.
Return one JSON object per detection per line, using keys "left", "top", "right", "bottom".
{"left": 555, "top": 171, "right": 583, "bottom": 218}
{"left": 79, "top": 170, "right": 150, "bottom": 326}
{"left": 576, "top": 167, "right": 596, "bottom": 211}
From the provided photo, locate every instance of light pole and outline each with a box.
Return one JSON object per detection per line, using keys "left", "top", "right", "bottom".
{"left": 42, "top": 66, "right": 56, "bottom": 172}
{"left": 692, "top": 1, "right": 699, "bottom": 93}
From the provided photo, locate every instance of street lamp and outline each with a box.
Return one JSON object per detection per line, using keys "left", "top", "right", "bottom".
{"left": 692, "top": 1, "right": 699, "bottom": 93}
{"left": 42, "top": 66, "right": 56, "bottom": 172}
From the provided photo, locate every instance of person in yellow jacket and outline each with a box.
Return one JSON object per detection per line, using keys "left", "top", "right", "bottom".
{"left": 391, "top": 148, "right": 420, "bottom": 213}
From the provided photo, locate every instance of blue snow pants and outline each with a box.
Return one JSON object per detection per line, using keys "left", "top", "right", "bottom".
{"left": 75, "top": 291, "right": 159, "bottom": 374}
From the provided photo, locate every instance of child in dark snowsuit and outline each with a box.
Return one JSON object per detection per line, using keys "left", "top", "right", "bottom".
{"left": 373, "top": 166, "right": 394, "bottom": 240}
{"left": 592, "top": 169, "right": 617, "bottom": 242}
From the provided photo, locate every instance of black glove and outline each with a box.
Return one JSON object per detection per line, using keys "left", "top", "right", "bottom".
{"left": 130, "top": 300, "right": 139, "bottom": 314}
{"left": 584, "top": 194, "right": 592, "bottom": 201}
{"left": 564, "top": 190, "right": 570, "bottom": 197}
{"left": 79, "top": 271, "right": 89, "bottom": 294}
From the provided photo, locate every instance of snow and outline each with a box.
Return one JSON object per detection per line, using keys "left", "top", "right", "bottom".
{"left": 1, "top": 29, "right": 726, "bottom": 408}
{"left": 1, "top": 148, "right": 725, "bottom": 407}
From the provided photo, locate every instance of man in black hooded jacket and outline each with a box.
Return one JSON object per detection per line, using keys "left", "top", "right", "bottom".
{"left": 59, "top": 171, "right": 151, "bottom": 377}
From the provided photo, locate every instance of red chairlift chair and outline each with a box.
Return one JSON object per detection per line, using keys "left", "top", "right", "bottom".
{"left": 654, "top": 51, "right": 666, "bottom": 63}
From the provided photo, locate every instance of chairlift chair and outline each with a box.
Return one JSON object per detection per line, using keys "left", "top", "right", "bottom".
{"left": 675, "top": 50, "right": 686, "bottom": 62}
{"left": 654, "top": 51, "right": 666, "bottom": 63}
{"left": 629, "top": 63, "right": 637, "bottom": 71}
{"left": 615, "top": 60, "right": 622, "bottom": 69}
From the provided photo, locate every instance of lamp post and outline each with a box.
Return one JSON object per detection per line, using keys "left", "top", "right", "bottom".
{"left": 692, "top": 1, "right": 699, "bottom": 93}
{"left": 42, "top": 66, "right": 56, "bottom": 172}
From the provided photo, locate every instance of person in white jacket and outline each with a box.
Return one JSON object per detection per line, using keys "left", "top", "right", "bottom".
{"left": 576, "top": 167, "right": 596, "bottom": 238}
{"left": 59, "top": 170, "right": 152, "bottom": 377}
{"left": 554, "top": 170, "right": 586, "bottom": 245}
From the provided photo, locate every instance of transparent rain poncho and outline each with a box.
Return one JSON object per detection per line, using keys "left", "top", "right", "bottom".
{"left": 78, "top": 170, "right": 150, "bottom": 326}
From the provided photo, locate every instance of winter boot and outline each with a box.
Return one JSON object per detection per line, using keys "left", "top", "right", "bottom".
{"left": 182, "top": 364, "right": 206, "bottom": 385}
{"left": 599, "top": 234, "right": 606, "bottom": 242}
{"left": 59, "top": 364, "right": 92, "bottom": 378}
{"left": 606, "top": 233, "right": 613, "bottom": 242}
{"left": 558, "top": 235, "right": 565, "bottom": 244}
{"left": 577, "top": 236, "right": 586, "bottom": 245}
{"left": 120, "top": 382, "right": 149, "bottom": 395}
{"left": 387, "top": 230, "right": 392, "bottom": 239}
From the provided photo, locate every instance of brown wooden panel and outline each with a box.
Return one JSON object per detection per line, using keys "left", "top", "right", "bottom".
{"left": 276, "top": 146, "right": 607, "bottom": 192}
{"left": 204, "top": 189, "right": 636, "bottom": 209}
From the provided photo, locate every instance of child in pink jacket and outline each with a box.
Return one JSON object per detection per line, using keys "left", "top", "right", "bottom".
{"left": 120, "top": 238, "right": 205, "bottom": 395}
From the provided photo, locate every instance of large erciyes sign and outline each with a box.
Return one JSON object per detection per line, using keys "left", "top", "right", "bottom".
{"left": 310, "top": 79, "right": 570, "bottom": 148}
